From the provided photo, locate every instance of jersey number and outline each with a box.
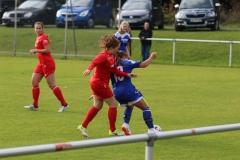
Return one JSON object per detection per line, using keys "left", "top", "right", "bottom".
{"left": 114, "top": 66, "right": 124, "bottom": 82}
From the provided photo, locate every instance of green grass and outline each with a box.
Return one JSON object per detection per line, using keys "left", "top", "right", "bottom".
{"left": 1, "top": 26, "right": 240, "bottom": 68}
{"left": 0, "top": 56, "right": 240, "bottom": 159}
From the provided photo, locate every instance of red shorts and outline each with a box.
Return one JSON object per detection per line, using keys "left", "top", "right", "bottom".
{"left": 34, "top": 63, "right": 55, "bottom": 77}
{"left": 90, "top": 82, "right": 113, "bottom": 100}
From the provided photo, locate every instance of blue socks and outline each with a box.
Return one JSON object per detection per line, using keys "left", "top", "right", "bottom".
{"left": 142, "top": 107, "right": 154, "bottom": 129}
{"left": 123, "top": 107, "right": 133, "bottom": 124}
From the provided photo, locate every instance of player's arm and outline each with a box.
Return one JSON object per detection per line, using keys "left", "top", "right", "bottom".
{"left": 29, "top": 44, "right": 51, "bottom": 54}
{"left": 126, "top": 43, "right": 131, "bottom": 59}
{"left": 112, "top": 66, "right": 137, "bottom": 78}
{"left": 83, "top": 54, "right": 106, "bottom": 76}
{"left": 139, "top": 52, "right": 157, "bottom": 68}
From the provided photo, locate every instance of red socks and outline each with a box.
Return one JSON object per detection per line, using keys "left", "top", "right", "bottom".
{"left": 81, "top": 107, "right": 117, "bottom": 131}
{"left": 32, "top": 85, "right": 67, "bottom": 107}
{"left": 32, "top": 85, "right": 40, "bottom": 107}
{"left": 108, "top": 107, "right": 117, "bottom": 132}
{"left": 52, "top": 86, "right": 67, "bottom": 106}
{"left": 82, "top": 106, "right": 99, "bottom": 128}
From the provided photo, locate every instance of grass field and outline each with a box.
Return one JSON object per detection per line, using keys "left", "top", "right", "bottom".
{"left": 1, "top": 26, "right": 240, "bottom": 68}
{"left": 0, "top": 56, "right": 240, "bottom": 159}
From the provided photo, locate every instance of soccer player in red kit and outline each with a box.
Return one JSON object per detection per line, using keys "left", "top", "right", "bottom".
{"left": 77, "top": 34, "right": 137, "bottom": 138}
{"left": 24, "top": 22, "right": 69, "bottom": 112}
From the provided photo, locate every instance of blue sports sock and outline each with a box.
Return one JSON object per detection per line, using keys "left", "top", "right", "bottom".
{"left": 142, "top": 107, "right": 154, "bottom": 129}
{"left": 123, "top": 107, "right": 133, "bottom": 124}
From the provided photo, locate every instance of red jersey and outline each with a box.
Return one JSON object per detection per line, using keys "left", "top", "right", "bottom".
{"left": 88, "top": 50, "right": 128, "bottom": 86}
{"left": 35, "top": 33, "right": 54, "bottom": 64}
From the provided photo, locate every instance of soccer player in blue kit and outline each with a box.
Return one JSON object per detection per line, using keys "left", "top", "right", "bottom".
{"left": 115, "top": 21, "right": 131, "bottom": 59}
{"left": 111, "top": 51, "right": 161, "bottom": 135}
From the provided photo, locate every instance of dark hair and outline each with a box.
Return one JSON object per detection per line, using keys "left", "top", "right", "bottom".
{"left": 99, "top": 34, "right": 120, "bottom": 49}
{"left": 115, "top": 50, "right": 128, "bottom": 65}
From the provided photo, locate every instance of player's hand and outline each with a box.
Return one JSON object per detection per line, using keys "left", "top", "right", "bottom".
{"left": 88, "top": 95, "right": 93, "bottom": 100}
{"left": 128, "top": 73, "right": 137, "bottom": 78}
{"left": 29, "top": 49, "right": 36, "bottom": 54}
{"left": 83, "top": 69, "right": 91, "bottom": 76}
{"left": 150, "top": 52, "right": 157, "bottom": 59}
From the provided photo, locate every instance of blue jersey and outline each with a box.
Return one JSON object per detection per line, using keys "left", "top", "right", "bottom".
{"left": 111, "top": 59, "right": 143, "bottom": 106}
{"left": 115, "top": 32, "right": 131, "bottom": 52}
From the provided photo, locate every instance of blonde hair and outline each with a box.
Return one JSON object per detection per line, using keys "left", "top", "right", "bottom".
{"left": 118, "top": 20, "right": 129, "bottom": 32}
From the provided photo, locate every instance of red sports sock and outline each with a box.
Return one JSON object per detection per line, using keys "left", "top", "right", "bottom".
{"left": 108, "top": 107, "right": 117, "bottom": 132}
{"left": 82, "top": 106, "right": 99, "bottom": 128}
{"left": 32, "top": 85, "right": 40, "bottom": 107}
{"left": 52, "top": 86, "right": 67, "bottom": 106}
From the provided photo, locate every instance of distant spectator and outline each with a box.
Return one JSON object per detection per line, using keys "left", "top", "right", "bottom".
{"left": 139, "top": 22, "right": 153, "bottom": 61}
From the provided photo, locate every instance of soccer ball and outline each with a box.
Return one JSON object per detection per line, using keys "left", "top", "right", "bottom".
{"left": 154, "top": 125, "right": 162, "bottom": 132}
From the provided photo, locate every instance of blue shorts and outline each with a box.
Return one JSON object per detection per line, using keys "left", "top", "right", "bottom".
{"left": 115, "top": 89, "right": 143, "bottom": 107}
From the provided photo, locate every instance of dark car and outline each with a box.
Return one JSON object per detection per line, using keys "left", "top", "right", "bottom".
{"left": 2, "top": 0, "right": 63, "bottom": 27}
{"left": 115, "top": 0, "right": 164, "bottom": 29}
{"left": 174, "top": 0, "right": 221, "bottom": 31}
{"left": 0, "top": 0, "right": 15, "bottom": 24}
{"left": 56, "top": 0, "right": 114, "bottom": 28}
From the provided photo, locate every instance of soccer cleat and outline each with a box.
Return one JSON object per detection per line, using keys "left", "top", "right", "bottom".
{"left": 58, "top": 104, "right": 69, "bottom": 112}
{"left": 77, "top": 125, "right": 89, "bottom": 138}
{"left": 109, "top": 129, "right": 125, "bottom": 136}
{"left": 121, "top": 124, "right": 131, "bottom": 136}
{"left": 148, "top": 128, "right": 162, "bottom": 134}
{"left": 24, "top": 104, "right": 38, "bottom": 111}
{"left": 153, "top": 125, "right": 162, "bottom": 132}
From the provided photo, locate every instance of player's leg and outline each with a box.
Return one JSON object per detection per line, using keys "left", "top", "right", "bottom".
{"left": 105, "top": 96, "right": 124, "bottom": 136}
{"left": 133, "top": 99, "right": 154, "bottom": 127}
{"left": 120, "top": 89, "right": 142, "bottom": 135}
{"left": 122, "top": 105, "right": 134, "bottom": 135}
{"left": 133, "top": 99, "right": 161, "bottom": 133}
{"left": 83, "top": 95, "right": 104, "bottom": 126}
{"left": 45, "top": 73, "right": 68, "bottom": 112}
{"left": 24, "top": 70, "right": 43, "bottom": 110}
{"left": 78, "top": 95, "right": 103, "bottom": 138}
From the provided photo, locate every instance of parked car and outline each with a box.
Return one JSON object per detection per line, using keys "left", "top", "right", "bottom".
{"left": 0, "top": 0, "right": 15, "bottom": 24}
{"left": 115, "top": 0, "right": 164, "bottom": 29}
{"left": 174, "top": 0, "right": 221, "bottom": 31}
{"left": 56, "top": 0, "right": 114, "bottom": 28}
{"left": 2, "top": 0, "right": 63, "bottom": 27}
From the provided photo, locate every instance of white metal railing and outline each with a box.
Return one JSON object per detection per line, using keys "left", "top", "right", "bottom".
{"left": 2, "top": 37, "right": 240, "bottom": 67}
{"left": 131, "top": 37, "right": 240, "bottom": 67}
{"left": 0, "top": 123, "right": 240, "bottom": 159}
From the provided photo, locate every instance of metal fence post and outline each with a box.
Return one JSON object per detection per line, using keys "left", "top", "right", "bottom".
{"left": 145, "top": 133, "right": 157, "bottom": 160}
{"left": 172, "top": 39, "right": 176, "bottom": 64}
{"left": 13, "top": 0, "right": 18, "bottom": 56}
{"left": 64, "top": 0, "right": 68, "bottom": 60}
{"left": 229, "top": 42, "right": 233, "bottom": 67}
